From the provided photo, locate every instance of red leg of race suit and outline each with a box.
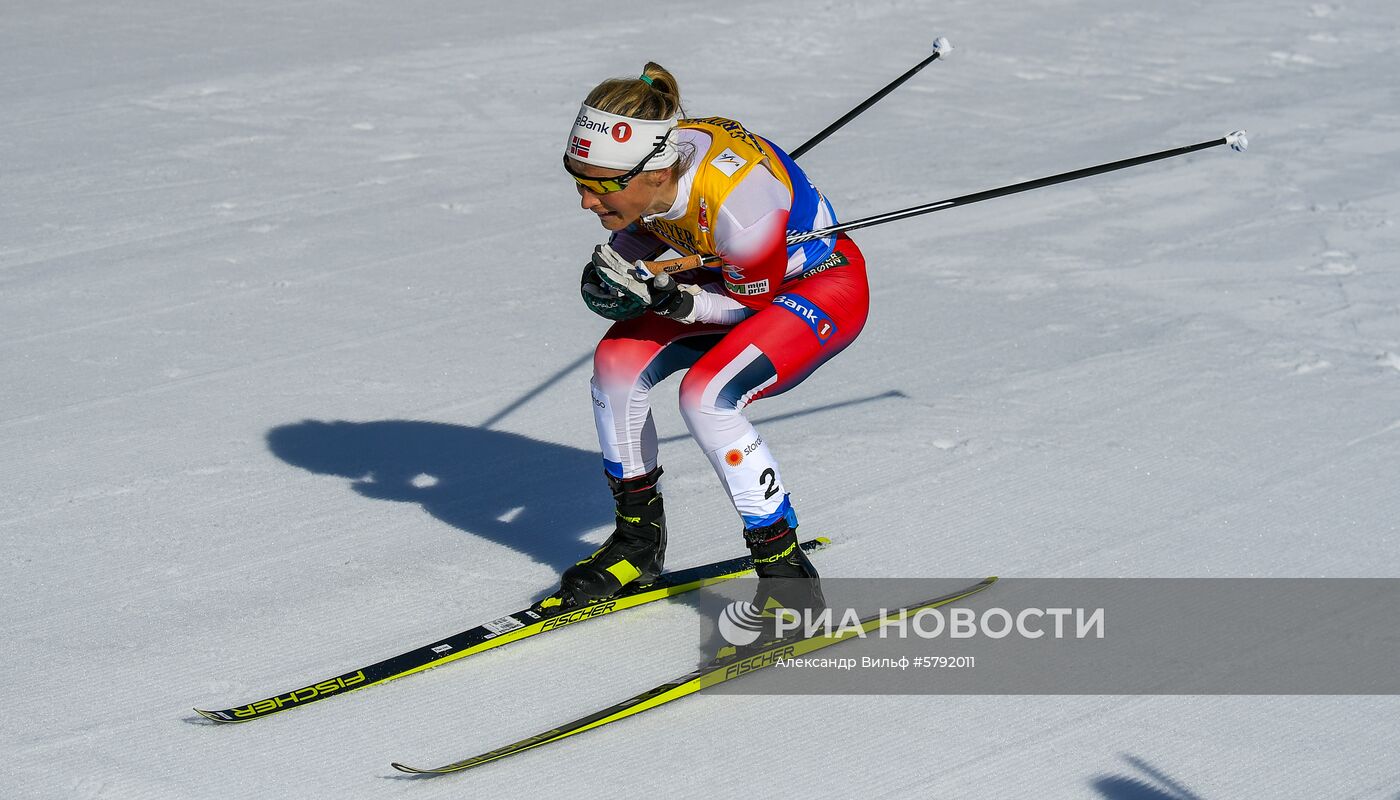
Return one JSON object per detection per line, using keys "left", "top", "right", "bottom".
{"left": 591, "top": 237, "right": 870, "bottom": 528}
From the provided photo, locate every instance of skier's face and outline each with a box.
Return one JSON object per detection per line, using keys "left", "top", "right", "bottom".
{"left": 569, "top": 158, "right": 675, "bottom": 232}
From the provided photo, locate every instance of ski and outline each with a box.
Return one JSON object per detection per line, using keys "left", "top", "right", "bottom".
{"left": 390, "top": 574, "right": 996, "bottom": 775}
{"left": 195, "top": 537, "right": 830, "bottom": 723}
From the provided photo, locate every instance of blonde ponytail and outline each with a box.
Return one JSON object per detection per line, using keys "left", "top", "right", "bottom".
{"left": 584, "top": 62, "right": 684, "bottom": 121}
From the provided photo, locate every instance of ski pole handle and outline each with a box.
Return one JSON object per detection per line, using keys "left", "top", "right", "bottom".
{"left": 640, "top": 253, "right": 722, "bottom": 276}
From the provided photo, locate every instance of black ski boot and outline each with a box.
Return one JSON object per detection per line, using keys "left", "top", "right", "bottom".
{"left": 743, "top": 518, "right": 826, "bottom": 636}
{"left": 551, "top": 466, "right": 667, "bottom": 609}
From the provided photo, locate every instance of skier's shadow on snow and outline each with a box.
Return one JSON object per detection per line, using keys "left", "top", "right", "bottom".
{"left": 266, "top": 420, "right": 607, "bottom": 573}
{"left": 267, "top": 392, "right": 905, "bottom": 576}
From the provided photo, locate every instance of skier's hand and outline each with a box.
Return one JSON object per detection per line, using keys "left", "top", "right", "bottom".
{"left": 590, "top": 244, "right": 655, "bottom": 306}
{"left": 648, "top": 272, "right": 701, "bottom": 323}
{"left": 581, "top": 260, "right": 647, "bottom": 321}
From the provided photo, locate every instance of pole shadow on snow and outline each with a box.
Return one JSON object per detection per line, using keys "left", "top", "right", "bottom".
{"left": 654, "top": 389, "right": 907, "bottom": 445}
{"left": 1091, "top": 754, "right": 1206, "bottom": 800}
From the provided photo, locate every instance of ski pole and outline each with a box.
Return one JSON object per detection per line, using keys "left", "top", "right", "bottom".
{"left": 788, "top": 37, "right": 953, "bottom": 160}
{"left": 785, "top": 131, "right": 1250, "bottom": 243}
{"left": 647, "top": 132, "right": 1249, "bottom": 275}
{"left": 637, "top": 40, "right": 954, "bottom": 269}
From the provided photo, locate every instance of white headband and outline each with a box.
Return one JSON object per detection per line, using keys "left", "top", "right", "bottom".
{"left": 566, "top": 104, "right": 679, "bottom": 171}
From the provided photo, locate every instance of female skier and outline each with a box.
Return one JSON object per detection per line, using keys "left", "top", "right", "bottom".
{"left": 547, "top": 62, "right": 869, "bottom": 612}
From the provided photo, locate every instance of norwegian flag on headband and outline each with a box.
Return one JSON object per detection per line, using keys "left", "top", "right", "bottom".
{"left": 569, "top": 136, "right": 591, "bottom": 158}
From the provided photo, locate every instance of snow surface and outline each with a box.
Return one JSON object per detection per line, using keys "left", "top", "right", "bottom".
{"left": 4, "top": 0, "right": 1399, "bottom": 797}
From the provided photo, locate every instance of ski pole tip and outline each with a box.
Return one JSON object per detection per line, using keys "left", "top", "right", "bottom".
{"left": 1226, "top": 130, "right": 1248, "bottom": 153}
{"left": 932, "top": 37, "right": 953, "bottom": 58}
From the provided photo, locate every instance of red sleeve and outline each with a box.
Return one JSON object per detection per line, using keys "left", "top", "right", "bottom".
{"left": 715, "top": 207, "right": 790, "bottom": 310}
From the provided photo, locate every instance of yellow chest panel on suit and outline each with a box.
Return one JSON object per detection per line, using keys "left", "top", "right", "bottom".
{"left": 641, "top": 117, "right": 794, "bottom": 258}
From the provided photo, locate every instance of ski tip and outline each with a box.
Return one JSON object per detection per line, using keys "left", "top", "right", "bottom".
{"left": 1226, "top": 130, "right": 1248, "bottom": 153}
{"left": 193, "top": 708, "right": 227, "bottom": 723}
{"left": 814, "top": 536, "right": 832, "bottom": 546}
{"left": 390, "top": 762, "right": 428, "bottom": 775}
{"left": 932, "top": 37, "right": 953, "bottom": 58}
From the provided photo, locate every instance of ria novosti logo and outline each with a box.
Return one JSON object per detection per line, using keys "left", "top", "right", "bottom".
{"left": 717, "top": 600, "right": 767, "bottom": 646}
{"left": 718, "top": 602, "right": 1105, "bottom": 644}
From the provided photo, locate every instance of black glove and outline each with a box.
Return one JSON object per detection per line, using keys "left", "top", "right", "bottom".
{"left": 648, "top": 272, "right": 699, "bottom": 323}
